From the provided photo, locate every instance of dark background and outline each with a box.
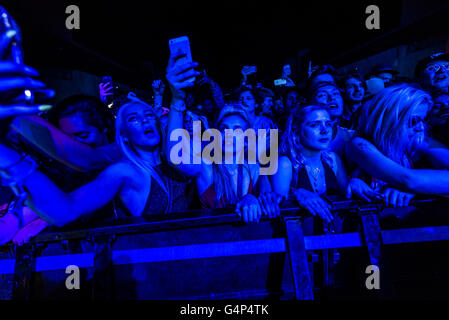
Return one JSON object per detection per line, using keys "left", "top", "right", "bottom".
{"left": 2, "top": 0, "right": 448, "bottom": 90}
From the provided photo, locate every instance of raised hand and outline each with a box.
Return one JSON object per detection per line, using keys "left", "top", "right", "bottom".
{"left": 166, "top": 50, "right": 200, "bottom": 101}
{"left": 99, "top": 82, "right": 113, "bottom": 103}
{"left": 152, "top": 79, "right": 166, "bottom": 96}
{"left": 0, "top": 30, "right": 53, "bottom": 118}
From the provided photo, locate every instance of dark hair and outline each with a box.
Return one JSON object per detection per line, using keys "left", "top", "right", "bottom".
{"left": 47, "top": 94, "right": 114, "bottom": 142}
{"left": 307, "top": 65, "right": 337, "bottom": 86}
{"left": 233, "top": 86, "right": 263, "bottom": 106}
{"left": 339, "top": 73, "right": 366, "bottom": 90}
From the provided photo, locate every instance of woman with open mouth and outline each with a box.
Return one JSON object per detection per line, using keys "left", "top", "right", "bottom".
{"left": 0, "top": 96, "right": 192, "bottom": 227}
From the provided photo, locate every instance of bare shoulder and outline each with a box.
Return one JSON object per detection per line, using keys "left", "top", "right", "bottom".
{"left": 350, "top": 136, "right": 377, "bottom": 152}
{"left": 102, "top": 161, "right": 141, "bottom": 181}
{"left": 278, "top": 155, "right": 292, "bottom": 168}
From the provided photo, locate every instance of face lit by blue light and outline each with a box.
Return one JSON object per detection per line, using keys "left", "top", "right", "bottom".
{"left": 421, "top": 60, "right": 449, "bottom": 90}
{"left": 312, "top": 85, "right": 344, "bottom": 118}
{"left": 345, "top": 77, "right": 365, "bottom": 103}
{"left": 122, "top": 104, "right": 160, "bottom": 148}
{"left": 406, "top": 103, "right": 429, "bottom": 149}
{"left": 299, "top": 109, "right": 333, "bottom": 151}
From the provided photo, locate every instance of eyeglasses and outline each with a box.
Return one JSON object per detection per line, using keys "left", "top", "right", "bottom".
{"left": 424, "top": 62, "right": 449, "bottom": 73}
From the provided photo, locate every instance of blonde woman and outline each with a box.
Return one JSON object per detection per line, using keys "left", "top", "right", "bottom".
{"left": 270, "top": 105, "right": 379, "bottom": 222}
{"left": 0, "top": 98, "right": 191, "bottom": 227}
{"left": 347, "top": 84, "right": 449, "bottom": 203}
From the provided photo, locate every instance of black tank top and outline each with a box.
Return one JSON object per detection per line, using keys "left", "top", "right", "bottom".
{"left": 140, "top": 163, "right": 191, "bottom": 217}
{"left": 116, "top": 162, "right": 191, "bottom": 218}
{"left": 292, "top": 160, "right": 339, "bottom": 196}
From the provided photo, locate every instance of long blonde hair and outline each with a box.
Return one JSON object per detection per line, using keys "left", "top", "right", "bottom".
{"left": 115, "top": 98, "right": 168, "bottom": 195}
{"left": 357, "top": 84, "right": 432, "bottom": 167}
{"left": 213, "top": 104, "right": 252, "bottom": 205}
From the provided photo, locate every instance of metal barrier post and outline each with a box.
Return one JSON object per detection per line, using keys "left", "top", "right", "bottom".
{"left": 12, "top": 244, "right": 36, "bottom": 300}
{"left": 359, "top": 205, "right": 395, "bottom": 298}
{"left": 284, "top": 218, "right": 314, "bottom": 300}
{"left": 92, "top": 235, "right": 114, "bottom": 300}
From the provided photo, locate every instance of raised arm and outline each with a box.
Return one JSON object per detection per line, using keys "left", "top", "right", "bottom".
{"left": 347, "top": 137, "right": 449, "bottom": 194}
{"left": 165, "top": 49, "right": 203, "bottom": 177}
{"left": 10, "top": 115, "right": 120, "bottom": 171}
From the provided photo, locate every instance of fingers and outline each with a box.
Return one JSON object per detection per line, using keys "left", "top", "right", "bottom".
{"left": 383, "top": 189, "right": 391, "bottom": 207}
{"left": 315, "top": 199, "right": 333, "bottom": 223}
{"left": 0, "top": 61, "right": 39, "bottom": 77}
{"left": 0, "top": 77, "right": 45, "bottom": 94}
{"left": 0, "top": 30, "right": 16, "bottom": 59}
{"left": 397, "top": 192, "right": 405, "bottom": 207}
{"left": 243, "top": 205, "right": 249, "bottom": 223}
{"left": 256, "top": 203, "right": 262, "bottom": 223}
{"left": 172, "top": 62, "right": 199, "bottom": 77}
{"left": 346, "top": 184, "right": 352, "bottom": 199}
{"left": 235, "top": 202, "right": 242, "bottom": 217}
{"left": 167, "top": 50, "right": 188, "bottom": 69}
{"left": 258, "top": 193, "right": 272, "bottom": 218}
{"left": 404, "top": 194, "right": 414, "bottom": 206}
{"left": 100, "top": 82, "right": 113, "bottom": 91}
{"left": 0, "top": 104, "right": 52, "bottom": 118}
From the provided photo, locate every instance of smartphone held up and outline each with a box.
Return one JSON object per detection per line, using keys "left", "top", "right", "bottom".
{"left": 169, "top": 36, "right": 196, "bottom": 84}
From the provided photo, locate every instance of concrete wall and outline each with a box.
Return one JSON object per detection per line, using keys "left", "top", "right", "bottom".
{"left": 337, "top": 37, "right": 447, "bottom": 78}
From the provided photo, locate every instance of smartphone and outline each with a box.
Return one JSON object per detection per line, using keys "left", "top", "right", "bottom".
{"left": 169, "top": 36, "right": 193, "bottom": 65}
{"left": 169, "top": 36, "right": 194, "bottom": 83}
{"left": 101, "top": 76, "right": 114, "bottom": 106}
{"left": 274, "top": 79, "right": 287, "bottom": 86}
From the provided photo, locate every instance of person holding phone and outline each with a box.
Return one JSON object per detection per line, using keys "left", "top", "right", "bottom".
{"left": 165, "top": 48, "right": 280, "bottom": 223}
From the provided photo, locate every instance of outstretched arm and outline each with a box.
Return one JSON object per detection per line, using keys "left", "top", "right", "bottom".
{"left": 348, "top": 137, "right": 449, "bottom": 195}
{"left": 0, "top": 143, "right": 128, "bottom": 227}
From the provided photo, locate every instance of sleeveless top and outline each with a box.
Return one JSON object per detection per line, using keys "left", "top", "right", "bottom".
{"left": 121, "top": 162, "right": 191, "bottom": 217}
{"left": 291, "top": 160, "right": 339, "bottom": 197}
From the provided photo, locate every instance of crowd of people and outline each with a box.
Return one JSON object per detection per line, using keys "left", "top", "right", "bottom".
{"left": 0, "top": 22, "right": 449, "bottom": 247}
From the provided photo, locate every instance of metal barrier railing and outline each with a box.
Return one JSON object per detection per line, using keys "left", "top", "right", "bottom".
{"left": 1, "top": 196, "right": 449, "bottom": 300}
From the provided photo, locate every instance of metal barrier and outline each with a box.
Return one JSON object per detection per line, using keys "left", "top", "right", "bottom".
{"left": 1, "top": 197, "right": 449, "bottom": 300}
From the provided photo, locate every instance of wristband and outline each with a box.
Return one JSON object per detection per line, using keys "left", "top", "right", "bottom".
{"left": 171, "top": 100, "right": 186, "bottom": 112}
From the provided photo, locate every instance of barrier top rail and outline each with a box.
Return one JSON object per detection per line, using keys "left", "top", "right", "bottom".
{"left": 0, "top": 196, "right": 443, "bottom": 247}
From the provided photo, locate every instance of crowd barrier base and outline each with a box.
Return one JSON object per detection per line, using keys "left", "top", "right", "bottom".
{"left": 1, "top": 197, "right": 449, "bottom": 300}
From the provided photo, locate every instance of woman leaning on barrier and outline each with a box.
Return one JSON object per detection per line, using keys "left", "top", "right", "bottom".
{"left": 347, "top": 84, "right": 449, "bottom": 202}
{"left": 270, "top": 104, "right": 382, "bottom": 223}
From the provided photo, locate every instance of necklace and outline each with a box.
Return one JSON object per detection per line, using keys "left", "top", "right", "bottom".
{"left": 304, "top": 163, "right": 326, "bottom": 193}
